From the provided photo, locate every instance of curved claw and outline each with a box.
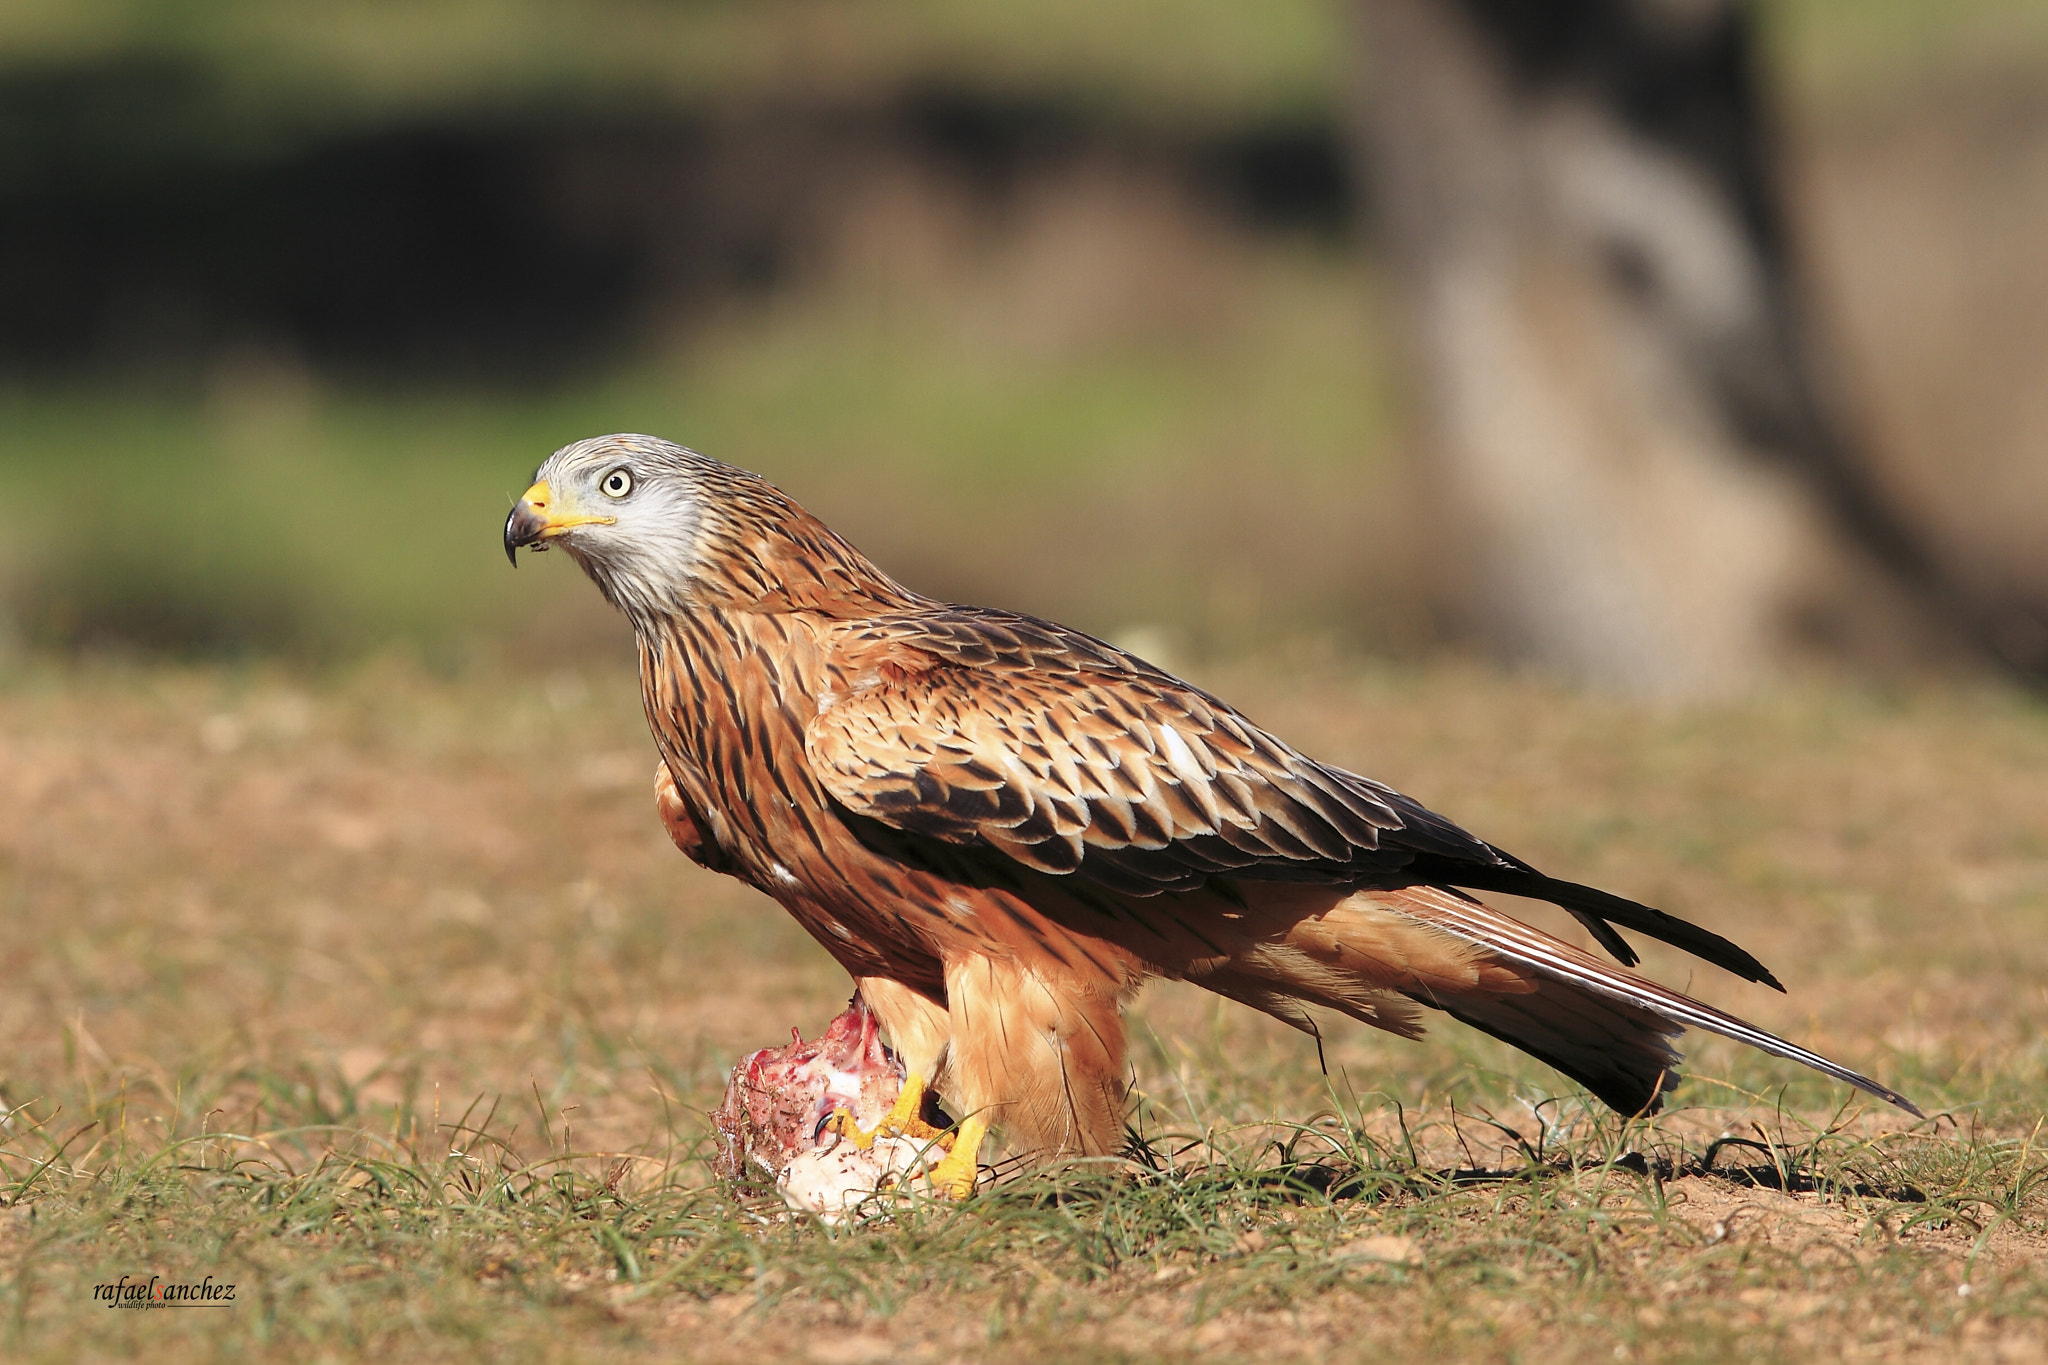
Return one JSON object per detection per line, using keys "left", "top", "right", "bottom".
{"left": 822, "top": 1107, "right": 879, "bottom": 1151}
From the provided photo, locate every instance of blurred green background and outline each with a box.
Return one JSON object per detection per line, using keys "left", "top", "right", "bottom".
{"left": 2, "top": 0, "right": 2045, "bottom": 668}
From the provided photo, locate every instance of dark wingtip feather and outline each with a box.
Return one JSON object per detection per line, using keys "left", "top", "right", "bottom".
{"left": 1370, "top": 803, "right": 1784, "bottom": 988}
{"left": 1538, "top": 876, "right": 1782, "bottom": 986}
{"left": 1570, "top": 910, "right": 1642, "bottom": 968}
{"left": 1433, "top": 863, "right": 1785, "bottom": 989}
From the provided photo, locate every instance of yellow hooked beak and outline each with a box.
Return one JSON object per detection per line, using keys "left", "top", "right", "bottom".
{"left": 503, "top": 480, "right": 617, "bottom": 565}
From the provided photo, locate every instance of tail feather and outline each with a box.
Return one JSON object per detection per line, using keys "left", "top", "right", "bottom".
{"left": 1210, "top": 882, "right": 1920, "bottom": 1117}
{"left": 1435, "top": 991, "right": 1682, "bottom": 1115}
{"left": 1389, "top": 886, "right": 1920, "bottom": 1116}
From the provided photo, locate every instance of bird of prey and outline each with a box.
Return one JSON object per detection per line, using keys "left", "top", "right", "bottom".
{"left": 505, "top": 434, "right": 1917, "bottom": 1197}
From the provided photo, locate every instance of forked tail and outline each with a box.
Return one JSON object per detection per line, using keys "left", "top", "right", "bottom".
{"left": 1204, "top": 883, "right": 1919, "bottom": 1118}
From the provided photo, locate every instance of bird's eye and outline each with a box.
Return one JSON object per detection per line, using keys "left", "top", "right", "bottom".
{"left": 600, "top": 468, "right": 634, "bottom": 499}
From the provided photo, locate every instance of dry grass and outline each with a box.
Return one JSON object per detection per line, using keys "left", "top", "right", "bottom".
{"left": 1, "top": 653, "right": 2045, "bottom": 1362}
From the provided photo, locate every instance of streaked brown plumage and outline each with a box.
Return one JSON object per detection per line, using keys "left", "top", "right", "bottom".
{"left": 507, "top": 434, "right": 1917, "bottom": 1194}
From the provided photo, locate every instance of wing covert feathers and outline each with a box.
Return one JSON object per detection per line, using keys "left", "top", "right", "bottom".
{"left": 806, "top": 609, "right": 1408, "bottom": 887}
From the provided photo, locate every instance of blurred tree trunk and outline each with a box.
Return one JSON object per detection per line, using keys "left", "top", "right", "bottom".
{"left": 1347, "top": 0, "right": 2048, "bottom": 695}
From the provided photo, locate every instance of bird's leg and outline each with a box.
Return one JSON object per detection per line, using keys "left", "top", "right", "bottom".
{"left": 825, "top": 1071, "right": 953, "bottom": 1150}
{"left": 923, "top": 1113, "right": 989, "bottom": 1200}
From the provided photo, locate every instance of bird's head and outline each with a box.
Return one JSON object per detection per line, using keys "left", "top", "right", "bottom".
{"left": 505, "top": 434, "right": 714, "bottom": 620}
{"left": 505, "top": 432, "right": 910, "bottom": 623}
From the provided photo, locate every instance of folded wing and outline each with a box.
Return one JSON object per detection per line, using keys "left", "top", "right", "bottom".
{"left": 806, "top": 606, "right": 1776, "bottom": 986}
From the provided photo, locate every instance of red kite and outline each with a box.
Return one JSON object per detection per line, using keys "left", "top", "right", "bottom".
{"left": 506, "top": 434, "right": 1916, "bottom": 1197}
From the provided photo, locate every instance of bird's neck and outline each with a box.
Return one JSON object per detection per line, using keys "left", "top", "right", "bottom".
{"left": 681, "top": 499, "right": 924, "bottom": 620}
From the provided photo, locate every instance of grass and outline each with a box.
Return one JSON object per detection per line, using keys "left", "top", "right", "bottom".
{"left": 1, "top": 654, "right": 2045, "bottom": 1362}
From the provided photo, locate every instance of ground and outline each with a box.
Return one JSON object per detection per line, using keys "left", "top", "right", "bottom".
{"left": 1, "top": 654, "right": 2045, "bottom": 1363}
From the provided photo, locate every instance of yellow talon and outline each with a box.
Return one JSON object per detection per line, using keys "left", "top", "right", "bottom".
{"left": 824, "top": 1072, "right": 954, "bottom": 1151}
{"left": 924, "top": 1113, "right": 988, "bottom": 1200}
{"left": 895, "top": 1116, "right": 953, "bottom": 1146}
